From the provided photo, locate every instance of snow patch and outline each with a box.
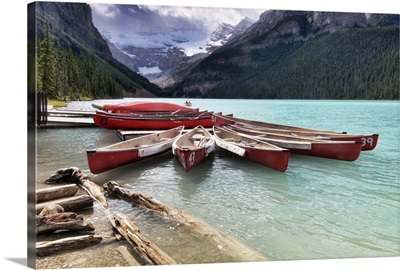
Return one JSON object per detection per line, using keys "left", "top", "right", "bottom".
{"left": 139, "top": 66, "right": 163, "bottom": 75}
{"left": 121, "top": 51, "right": 137, "bottom": 59}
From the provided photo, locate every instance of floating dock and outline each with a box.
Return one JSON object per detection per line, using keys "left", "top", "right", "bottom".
{"left": 40, "top": 110, "right": 96, "bottom": 127}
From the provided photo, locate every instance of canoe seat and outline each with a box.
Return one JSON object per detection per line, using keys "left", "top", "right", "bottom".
{"left": 198, "top": 137, "right": 210, "bottom": 147}
{"left": 153, "top": 138, "right": 169, "bottom": 142}
{"left": 190, "top": 134, "right": 204, "bottom": 140}
{"left": 182, "top": 146, "right": 199, "bottom": 150}
{"left": 135, "top": 144, "right": 149, "bottom": 147}
{"left": 239, "top": 141, "right": 257, "bottom": 147}
{"left": 225, "top": 138, "right": 241, "bottom": 143}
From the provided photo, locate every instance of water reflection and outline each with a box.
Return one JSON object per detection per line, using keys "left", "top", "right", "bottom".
{"left": 174, "top": 152, "right": 216, "bottom": 201}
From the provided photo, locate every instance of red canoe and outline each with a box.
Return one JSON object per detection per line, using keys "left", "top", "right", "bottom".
{"left": 95, "top": 109, "right": 210, "bottom": 119}
{"left": 93, "top": 101, "right": 196, "bottom": 114}
{"left": 172, "top": 126, "right": 216, "bottom": 172}
{"left": 227, "top": 126, "right": 363, "bottom": 161}
{"left": 86, "top": 126, "right": 184, "bottom": 174}
{"left": 93, "top": 113, "right": 213, "bottom": 130}
{"left": 211, "top": 113, "right": 378, "bottom": 151}
{"left": 213, "top": 126, "right": 290, "bottom": 172}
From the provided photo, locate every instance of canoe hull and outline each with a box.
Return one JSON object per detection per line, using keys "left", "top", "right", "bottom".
{"left": 242, "top": 147, "right": 289, "bottom": 172}
{"left": 213, "top": 126, "right": 290, "bottom": 172}
{"left": 93, "top": 114, "right": 213, "bottom": 130}
{"left": 86, "top": 126, "right": 183, "bottom": 173}
{"left": 87, "top": 149, "right": 144, "bottom": 174}
{"left": 100, "top": 101, "right": 196, "bottom": 114}
{"left": 173, "top": 148, "right": 208, "bottom": 172}
{"left": 213, "top": 113, "right": 378, "bottom": 151}
{"left": 211, "top": 113, "right": 344, "bottom": 134}
{"left": 330, "top": 134, "right": 379, "bottom": 151}
{"left": 216, "top": 139, "right": 290, "bottom": 172}
{"left": 278, "top": 141, "right": 363, "bottom": 161}
{"left": 234, "top": 124, "right": 379, "bottom": 151}
{"left": 225, "top": 126, "right": 363, "bottom": 162}
{"left": 87, "top": 142, "right": 175, "bottom": 174}
{"left": 172, "top": 126, "right": 215, "bottom": 172}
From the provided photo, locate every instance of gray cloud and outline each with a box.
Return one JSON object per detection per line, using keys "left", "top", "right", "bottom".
{"left": 91, "top": 4, "right": 265, "bottom": 34}
{"left": 143, "top": 5, "right": 264, "bottom": 30}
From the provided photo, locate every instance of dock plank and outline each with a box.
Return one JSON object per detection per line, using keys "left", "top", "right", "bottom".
{"left": 47, "top": 110, "right": 95, "bottom": 117}
{"left": 47, "top": 116, "right": 94, "bottom": 124}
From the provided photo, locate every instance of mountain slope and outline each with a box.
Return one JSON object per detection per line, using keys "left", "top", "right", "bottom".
{"left": 210, "top": 26, "right": 399, "bottom": 99}
{"left": 172, "top": 11, "right": 399, "bottom": 100}
{"left": 95, "top": 13, "right": 255, "bottom": 87}
{"left": 34, "top": 2, "right": 162, "bottom": 98}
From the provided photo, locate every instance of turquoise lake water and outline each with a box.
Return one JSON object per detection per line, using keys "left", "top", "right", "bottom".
{"left": 36, "top": 99, "right": 399, "bottom": 262}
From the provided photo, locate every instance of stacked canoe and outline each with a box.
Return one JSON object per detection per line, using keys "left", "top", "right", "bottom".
{"left": 86, "top": 101, "right": 379, "bottom": 174}
{"left": 92, "top": 101, "right": 213, "bottom": 130}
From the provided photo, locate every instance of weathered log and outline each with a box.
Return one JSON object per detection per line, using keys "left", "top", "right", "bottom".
{"left": 112, "top": 213, "right": 176, "bottom": 265}
{"left": 45, "top": 167, "right": 81, "bottom": 183}
{"left": 36, "top": 234, "right": 102, "bottom": 256}
{"left": 36, "top": 184, "right": 79, "bottom": 203}
{"left": 104, "top": 181, "right": 170, "bottom": 215}
{"left": 104, "top": 181, "right": 267, "bottom": 262}
{"left": 36, "top": 194, "right": 93, "bottom": 215}
{"left": 73, "top": 170, "right": 108, "bottom": 208}
{"left": 36, "top": 211, "right": 95, "bottom": 236}
{"left": 45, "top": 167, "right": 108, "bottom": 208}
{"left": 37, "top": 204, "right": 64, "bottom": 218}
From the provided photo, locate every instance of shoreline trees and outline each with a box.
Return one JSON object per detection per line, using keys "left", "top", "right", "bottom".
{"left": 36, "top": 20, "right": 119, "bottom": 101}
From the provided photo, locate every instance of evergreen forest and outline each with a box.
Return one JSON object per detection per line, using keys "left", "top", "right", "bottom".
{"left": 36, "top": 21, "right": 161, "bottom": 101}
{"left": 183, "top": 26, "right": 399, "bottom": 100}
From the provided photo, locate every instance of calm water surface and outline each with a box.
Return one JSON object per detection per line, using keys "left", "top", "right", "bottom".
{"left": 36, "top": 99, "right": 399, "bottom": 262}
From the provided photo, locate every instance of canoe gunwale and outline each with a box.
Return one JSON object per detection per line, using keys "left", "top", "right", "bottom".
{"left": 212, "top": 126, "right": 290, "bottom": 172}
{"left": 172, "top": 125, "right": 216, "bottom": 171}
{"left": 86, "top": 126, "right": 184, "bottom": 174}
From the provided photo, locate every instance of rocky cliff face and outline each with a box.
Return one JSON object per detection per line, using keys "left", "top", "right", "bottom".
{"left": 231, "top": 10, "right": 368, "bottom": 50}
{"left": 177, "top": 10, "right": 375, "bottom": 96}
{"left": 367, "top": 13, "right": 400, "bottom": 26}
{"left": 35, "top": 2, "right": 112, "bottom": 60}
{"left": 207, "top": 17, "right": 255, "bottom": 52}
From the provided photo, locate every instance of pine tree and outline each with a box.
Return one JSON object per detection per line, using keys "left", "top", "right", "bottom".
{"left": 37, "top": 21, "right": 57, "bottom": 99}
{"left": 55, "top": 48, "right": 69, "bottom": 100}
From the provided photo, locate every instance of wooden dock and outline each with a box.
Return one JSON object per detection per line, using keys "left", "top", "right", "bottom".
{"left": 40, "top": 110, "right": 96, "bottom": 127}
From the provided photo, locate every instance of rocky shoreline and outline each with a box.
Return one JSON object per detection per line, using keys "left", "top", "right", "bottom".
{"left": 34, "top": 167, "right": 269, "bottom": 269}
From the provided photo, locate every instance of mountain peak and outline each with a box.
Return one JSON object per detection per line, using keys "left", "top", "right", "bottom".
{"left": 210, "top": 23, "right": 234, "bottom": 42}
{"left": 96, "top": 6, "right": 256, "bottom": 85}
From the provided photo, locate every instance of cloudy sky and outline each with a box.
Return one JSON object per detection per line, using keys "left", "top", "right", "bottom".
{"left": 90, "top": 4, "right": 266, "bottom": 34}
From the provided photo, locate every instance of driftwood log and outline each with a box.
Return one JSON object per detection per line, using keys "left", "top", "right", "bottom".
{"left": 112, "top": 213, "right": 176, "bottom": 265}
{"left": 36, "top": 184, "right": 79, "bottom": 203}
{"left": 37, "top": 204, "right": 65, "bottom": 217}
{"left": 36, "top": 205, "right": 95, "bottom": 236}
{"left": 45, "top": 167, "right": 108, "bottom": 208}
{"left": 104, "top": 181, "right": 171, "bottom": 215}
{"left": 36, "top": 194, "right": 93, "bottom": 215}
{"left": 104, "top": 181, "right": 267, "bottom": 262}
{"left": 36, "top": 234, "right": 102, "bottom": 256}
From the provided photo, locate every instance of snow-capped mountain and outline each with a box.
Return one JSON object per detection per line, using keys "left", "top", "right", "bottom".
{"left": 100, "top": 18, "right": 254, "bottom": 82}
{"left": 90, "top": 4, "right": 260, "bottom": 84}
{"left": 207, "top": 17, "right": 255, "bottom": 52}
{"left": 101, "top": 25, "right": 210, "bottom": 57}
